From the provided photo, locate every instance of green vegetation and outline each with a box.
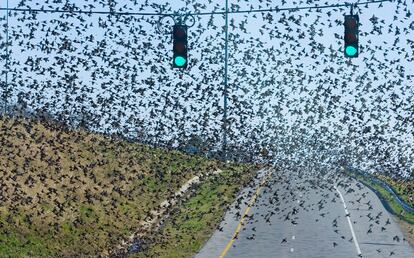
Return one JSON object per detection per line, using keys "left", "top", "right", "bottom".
{"left": 367, "top": 181, "right": 414, "bottom": 224}
{"left": 347, "top": 171, "right": 414, "bottom": 224}
{"left": 346, "top": 170, "right": 414, "bottom": 247}
{"left": 375, "top": 174, "right": 414, "bottom": 207}
{"left": 131, "top": 164, "right": 257, "bottom": 258}
{"left": 0, "top": 116, "right": 257, "bottom": 257}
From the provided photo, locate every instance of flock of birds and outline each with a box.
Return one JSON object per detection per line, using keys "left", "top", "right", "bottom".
{"left": 213, "top": 165, "right": 413, "bottom": 257}
{"left": 0, "top": 0, "right": 412, "bottom": 178}
{"left": 0, "top": 115, "right": 223, "bottom": 257}
{"left": 0, "top": 0, "right": 413, "bottom": 256}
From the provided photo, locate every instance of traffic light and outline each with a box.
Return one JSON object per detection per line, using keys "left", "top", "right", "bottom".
{"left": 344, "top": 15, "right": 359, "bottom": 58}
{"left": 173, "top": 25, "right": 188, "bottom": 68}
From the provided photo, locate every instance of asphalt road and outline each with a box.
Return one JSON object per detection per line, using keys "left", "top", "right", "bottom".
{"left": 195, "top": 167, "right": 414, "bottom": 258}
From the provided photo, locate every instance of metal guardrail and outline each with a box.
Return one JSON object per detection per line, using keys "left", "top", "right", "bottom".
{"left": 347, "top": 166, "right": 414, "bottom": 216}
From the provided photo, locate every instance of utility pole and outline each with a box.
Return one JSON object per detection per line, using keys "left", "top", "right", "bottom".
{"left": 222, "top": 0, "right": 229, "bottom": 161}
{"left": 3, "top": 0, "right": 9, "bottom": 114}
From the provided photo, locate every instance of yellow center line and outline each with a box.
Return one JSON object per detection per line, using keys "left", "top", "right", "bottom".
{"left": 219, "top": 170, "right": 272, "bottom": 258}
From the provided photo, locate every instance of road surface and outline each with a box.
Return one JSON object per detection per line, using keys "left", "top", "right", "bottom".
{"left": 195, "top": 167, "right": 414, "bottom": 258}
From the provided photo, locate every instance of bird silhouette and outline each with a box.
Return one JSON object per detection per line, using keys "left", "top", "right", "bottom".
{"left": 1, "top": 0, "right": 414, "bottom": 257}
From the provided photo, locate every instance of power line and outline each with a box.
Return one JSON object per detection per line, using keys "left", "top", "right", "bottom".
{"left": 0, "top": 0, "right": 394, "bottom": 17}
{"left": 198, "top": 0, "right": 393, "bottom": 16}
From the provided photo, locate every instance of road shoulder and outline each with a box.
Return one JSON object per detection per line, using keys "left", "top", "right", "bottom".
{"left": 128, "top": 164, "right": 266, "bottom": 258}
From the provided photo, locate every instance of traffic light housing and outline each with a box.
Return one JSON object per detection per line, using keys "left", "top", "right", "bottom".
{"left": 344, "top": 15, "right": 359, "bottom": 58}
{"left": 173, "top": 25, "right": 188, "bottom": 68}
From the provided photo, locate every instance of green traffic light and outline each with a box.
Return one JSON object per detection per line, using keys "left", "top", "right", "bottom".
{"left": 174, "top": 56, "right": 187, "bottom": 67}
{"left": 345, "top": 46, "right": 357, "bottom": 57}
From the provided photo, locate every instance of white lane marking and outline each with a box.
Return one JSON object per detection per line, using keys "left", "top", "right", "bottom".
{"left": 334, "top": 186, "right": 362, "bottom": 256}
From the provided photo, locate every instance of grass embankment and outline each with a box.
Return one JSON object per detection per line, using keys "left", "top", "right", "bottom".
{"left": 131, "top": 164, "right": 258, "bottom": 258}
{"left": 0, "top": 116, "right": 257, "bottom": 257}
{"left": 347, "top": 170, "right": 414, "bottom": 246}
{"left": 375, "top": 174, "right": 414, "bottom": 207}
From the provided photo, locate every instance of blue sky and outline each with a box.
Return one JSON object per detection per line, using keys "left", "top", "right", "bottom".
{"left": 1, "top": 0, "right": 413, "bottom": 175}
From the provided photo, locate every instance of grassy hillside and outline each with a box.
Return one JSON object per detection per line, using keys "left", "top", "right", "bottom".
{"left": 375, "top": 174, "right": 414, "bottom": 207}
{"left": 0, "top": 116, "right": 256, "bottom": 257}
{"left": 131, "top": 163, "right": 257, "bottom": 258}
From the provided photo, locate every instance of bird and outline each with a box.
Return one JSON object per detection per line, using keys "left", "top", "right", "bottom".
{"left": 1, "top": 0, "right": 413, "bottom": 256}
{"left": 385, "top": 218, "right": 391, "bottom": 225}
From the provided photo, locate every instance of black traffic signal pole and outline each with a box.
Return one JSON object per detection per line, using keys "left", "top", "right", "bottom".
{"left": 223, "top": 0, "right": 229, "bottom": 161}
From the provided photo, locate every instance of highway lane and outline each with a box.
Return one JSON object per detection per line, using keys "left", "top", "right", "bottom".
{"left": 195, "top": 167, "right": 414, "bottom": 258}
